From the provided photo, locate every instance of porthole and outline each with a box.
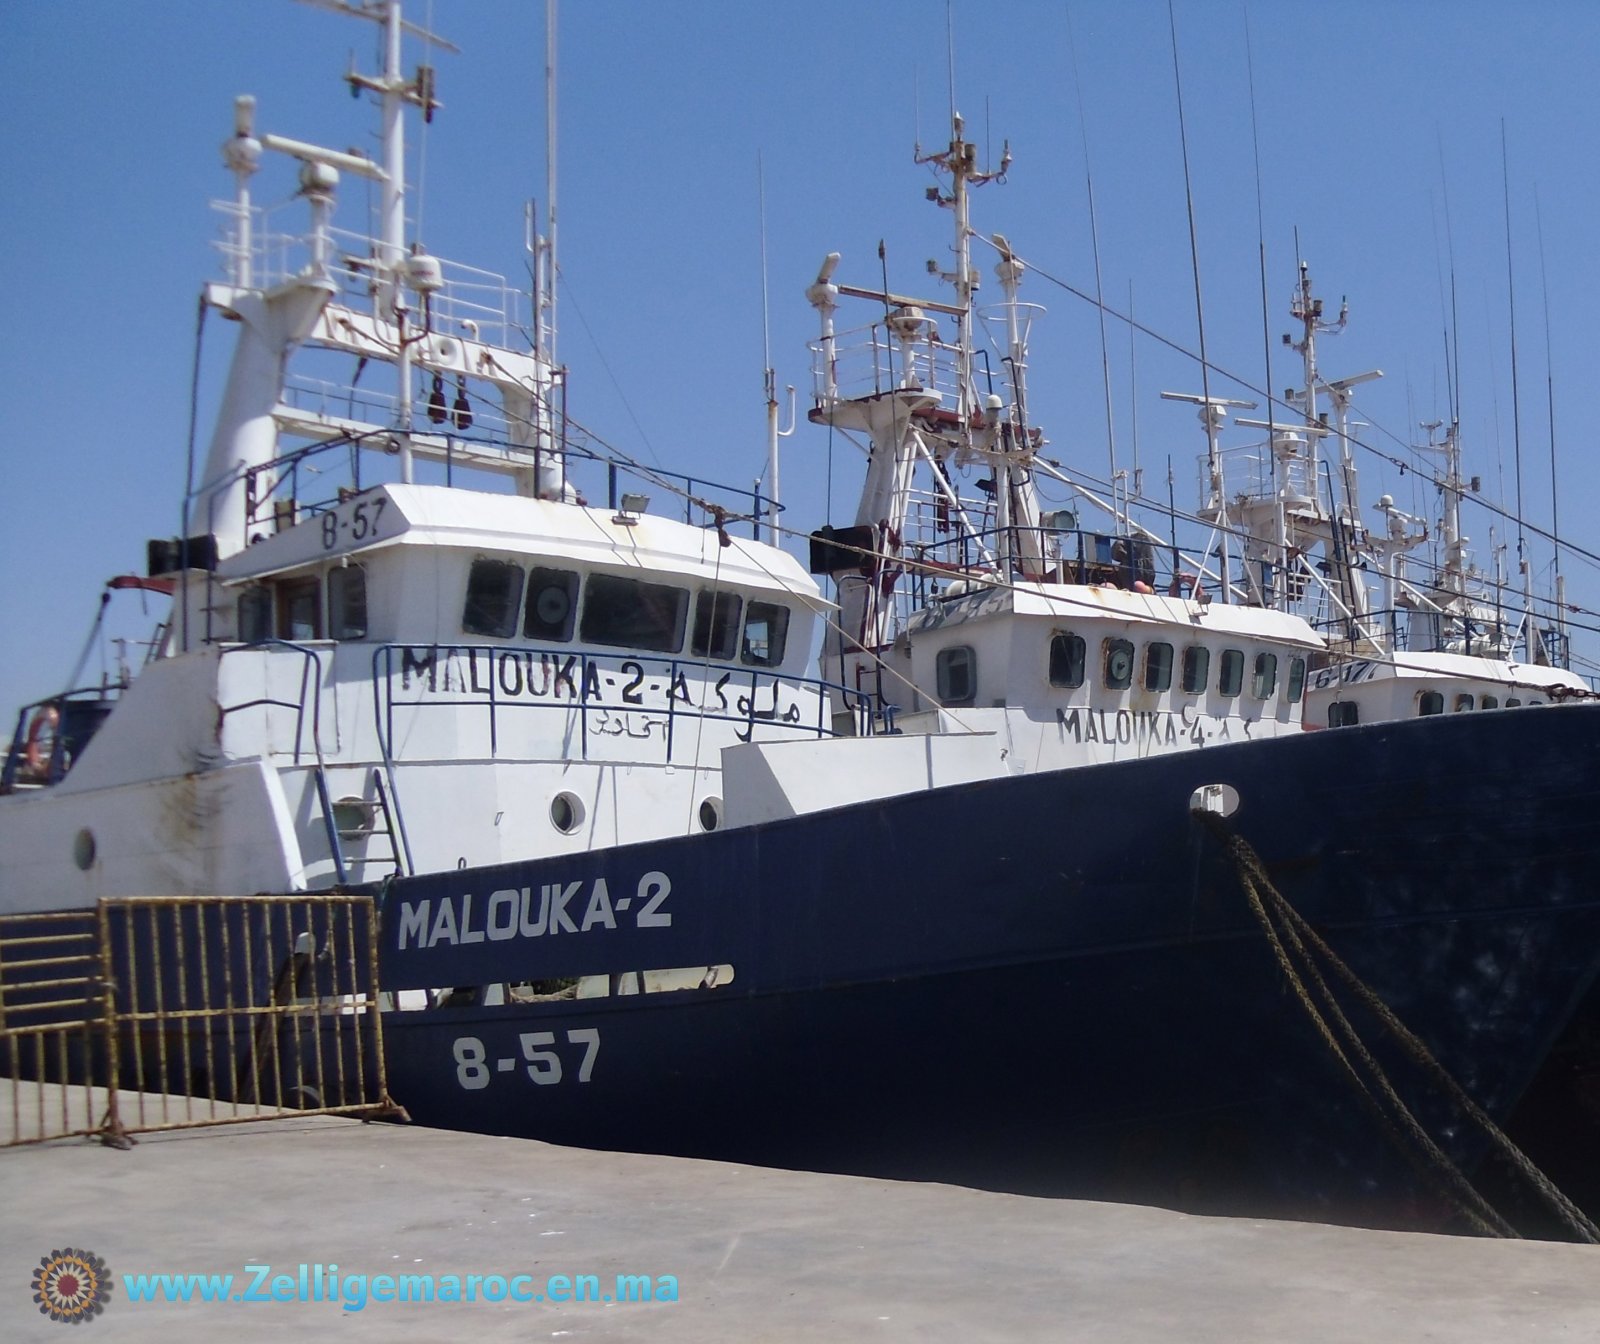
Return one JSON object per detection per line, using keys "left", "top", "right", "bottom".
{"left": 550, "top": 791, "right": 586, "bottom": 835}
{"left": 698, "top": 797, "right": 724, "bottom": 832}
{"left": 1103, "top": 638, "right": 1135, "bottom": 690}
{"left": 72, "top": 828, "right": 96, "bottom": 871}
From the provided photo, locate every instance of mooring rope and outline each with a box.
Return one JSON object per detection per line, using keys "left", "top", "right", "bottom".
{"left": 1196, "top": 807, "right": 1600, "bottom": 1244}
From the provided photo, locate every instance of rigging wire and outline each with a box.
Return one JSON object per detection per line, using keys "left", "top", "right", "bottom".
{"left": 179, "top": 298, "right": 210, "bottom": 655}
{"left": 1166, "top": 0, "right": 1224, "bottom": 598}
{"left": 1501, "top": 121, "right": 1530, "bottom": 614}
{"left": 976, "top": 239, "right": 1600, "bottom": 584}
{"left": 1064, "top": 3, "right": 1119, "bottom": 499}
{"left": 1534, "top": 186, "right": 1561, "bottom": 584}
{"left": 1242, "top": 6, "right": 1276, "bottom": 460}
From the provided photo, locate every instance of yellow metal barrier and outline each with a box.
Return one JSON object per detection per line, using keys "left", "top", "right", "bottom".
{"left": 0, "top": 908, "right": 106, "bottom": 1145}
{"left": 1, "top": 895, "right": 404, "bottom": 1148}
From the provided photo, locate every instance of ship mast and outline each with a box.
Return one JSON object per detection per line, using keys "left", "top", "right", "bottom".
{"left": 806, "top": 109, "right": 1021, "bottom": 704}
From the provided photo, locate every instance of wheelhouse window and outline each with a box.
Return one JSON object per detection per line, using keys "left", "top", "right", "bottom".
{"left": 936, "top": 646, "right": 977, "bottom": 706}
{"left": 463, "top": 558, "right": 523, "bottom": 638}
{"left": 1103, "top": 638, "right": 1135, "bottom": 690}
{"left": 1049, "top": 633, "right": 1086, "bottom": 688}
{"left": 1479, "top": 694, "right": 1499, "bottom": 710}
{"left": 328, "top": 563, "right": 368, "bottom": 640}
{"left": 1329, "top": 701, "right": 1359, "bottom": 727}
{"left": 1453, "top": 693, "right": 1474, "bottom": 713}
{"left": 523, "top": 566, "right": 579, "bottom": 642}
{"left": 1285, "top": 656, "right": 1306, "bottom": 704}
{"left": 238, "top": 586, "right": 272, "bottom": 643}
{"left": 1180, "top": 645, "right": 1210, "bottom": 694}
{"left": 581, "top": 574, "right": 689, "bottom": 652}
{"left": 1418, "top": 691, "right": 1444, "bottom": 716}
{"left": 1250, "top": 652, "right": 1277, "bottom": 699}
{"left": 1218, "top": 648, "right": 1244, "bottom": 698}
{"left": 276, "top": 577, "right": 321, "bottom": 641}
{"left": 741, "top": 601, "right": 790, "bottom": 667}
{"left": 691, "top": 590, "right": 742, "bottom": 661}
{"left": 1144, "top": 642, "right": 1174, "bottom": 692}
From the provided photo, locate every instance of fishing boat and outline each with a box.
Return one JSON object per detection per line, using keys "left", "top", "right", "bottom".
{"left": 1174, "top": 260, "right": 1593, "bottom": 729}
{"left": 5, "top": 0, "right": 1600, "bottom": 1230}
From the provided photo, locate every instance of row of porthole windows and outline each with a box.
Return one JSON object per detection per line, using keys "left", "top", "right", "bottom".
{"left": 549, "top": 791, "right": 722, "bottom": 834}
{"left": 1047, "top": 634, "right": 1304, "bottom": 703}
{"left": 934, "top": 636, "right": 1306, "bottom": 708}
{"left": 1328, "top": 689, "right": 1548, "bottom": 728}
{"left": 1417, "top": 691, "right": 1543, "bottom": 716}
{"left": 465, "top": 559, "right": 789, "bottom": 668}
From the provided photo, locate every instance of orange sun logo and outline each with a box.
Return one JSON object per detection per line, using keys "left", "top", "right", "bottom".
{"left": 32, "top": 1248, "right": 111, "bottom": 1324}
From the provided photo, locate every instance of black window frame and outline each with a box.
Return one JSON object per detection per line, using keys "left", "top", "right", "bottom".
{"left": 523, "top": 566, "right": 580, "bottom": 642}
{"left": 741, "top": 600, "right": 790, "bottom": 668}
{"left": 463, "top": 558, "right": 525, "bottom": 639}
{"left": 1250, "top": 652, "right": 1278, "bottom": 700}
{"left": 1049, "top": 633, "right": 1087, "bottom": 688}
{"left": 327, "top": 562, "right": 368, "bottom": 640}
{"left": 580, "top": 573, "right": 690, "bottom": 653}
{"left": 691, "top": 589, "right": 743, "bottom": 662}
{"left": 936, "top": 645, "right": 977, "bottom": 706}
{"left": 1218, "top": 648, "right": 1244, "bottom": 698}
{"left": 1329, "top": 701, "right": 1360, "bottom": 727}
{"left": 1285, "top": 656, "right": 1306, "bottom": 704}
{"left": 1144, "top": 641, "right": 1174, "bottom": 692}
{"left": 238, "top": 585, "right": 273, "bottom": 643}
{"left": 1103, "top": 638, "right": 1136, "bottom": 691}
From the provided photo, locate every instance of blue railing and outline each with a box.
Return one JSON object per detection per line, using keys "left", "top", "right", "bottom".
{"left": 217, "top": 640, "right": 328, "bottom": 765}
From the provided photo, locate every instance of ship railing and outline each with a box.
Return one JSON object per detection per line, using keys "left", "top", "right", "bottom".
{"left": 1310, "top": 606, "right": 1556, "bottom": 662}
{"left": 1207, "top": 442, "right": 1321, "bottom": 507}
{"left": 215, "top": 638, "right": 365, "bottom": 876}
{"left": 276, "top": 371, "right": 511, "bottom": 443}
{"left": 810, "top": 321, "right": 972, "bottom": 409}
{"left": 371, "top": 643, "right": 876, "bottom": 769}
{"left": 212, "top": 203, "right": 530, "bottom": 348}
{"left": 0, "top": 688, "right": 123, "bottom": 794}
{"left": 898, "top": 524, "right": 1182, "bottom": 606}
{"left": 216, "top": 640, "right": 330, "bottom": 766}
{"left": 240, "top": 409, "right": 784, "bottom": 542}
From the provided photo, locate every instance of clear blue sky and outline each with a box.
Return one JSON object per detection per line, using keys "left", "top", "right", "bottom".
{"left": 5, "top": 0, "right": 1600, "bottom": 722}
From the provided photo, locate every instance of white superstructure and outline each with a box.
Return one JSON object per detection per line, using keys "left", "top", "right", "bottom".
{"left": 0, "top": 2, "right": 838, "bottom": 911}
{"left": 1, "top": 4, "right": 1348, "bottom": 912}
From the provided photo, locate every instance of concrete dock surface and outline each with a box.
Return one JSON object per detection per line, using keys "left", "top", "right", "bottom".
{"left": 2, "top": 1081, "right": 1597, "bottom": 1341}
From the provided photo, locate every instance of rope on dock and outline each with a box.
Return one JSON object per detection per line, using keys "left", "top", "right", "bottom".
{"left": 1196, "top": 808, "right": 1600, "bottom": 1244}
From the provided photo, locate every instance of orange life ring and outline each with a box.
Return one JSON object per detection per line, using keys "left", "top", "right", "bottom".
{"left": 22, "top": 706, "right": 59, "bottom": 780}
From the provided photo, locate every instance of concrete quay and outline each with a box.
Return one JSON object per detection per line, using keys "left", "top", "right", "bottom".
{"left": 1, "top": 1081, "right": 1596, "bottom": 1341}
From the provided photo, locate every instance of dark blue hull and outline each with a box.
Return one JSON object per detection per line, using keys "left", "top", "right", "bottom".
{"left": 381, "top": 706, "right": 1600, "bottom": 1226}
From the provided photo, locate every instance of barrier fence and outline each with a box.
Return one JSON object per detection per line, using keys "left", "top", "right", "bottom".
{"left": 0, "top": 894, "right": 403, "bottom": 1147}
